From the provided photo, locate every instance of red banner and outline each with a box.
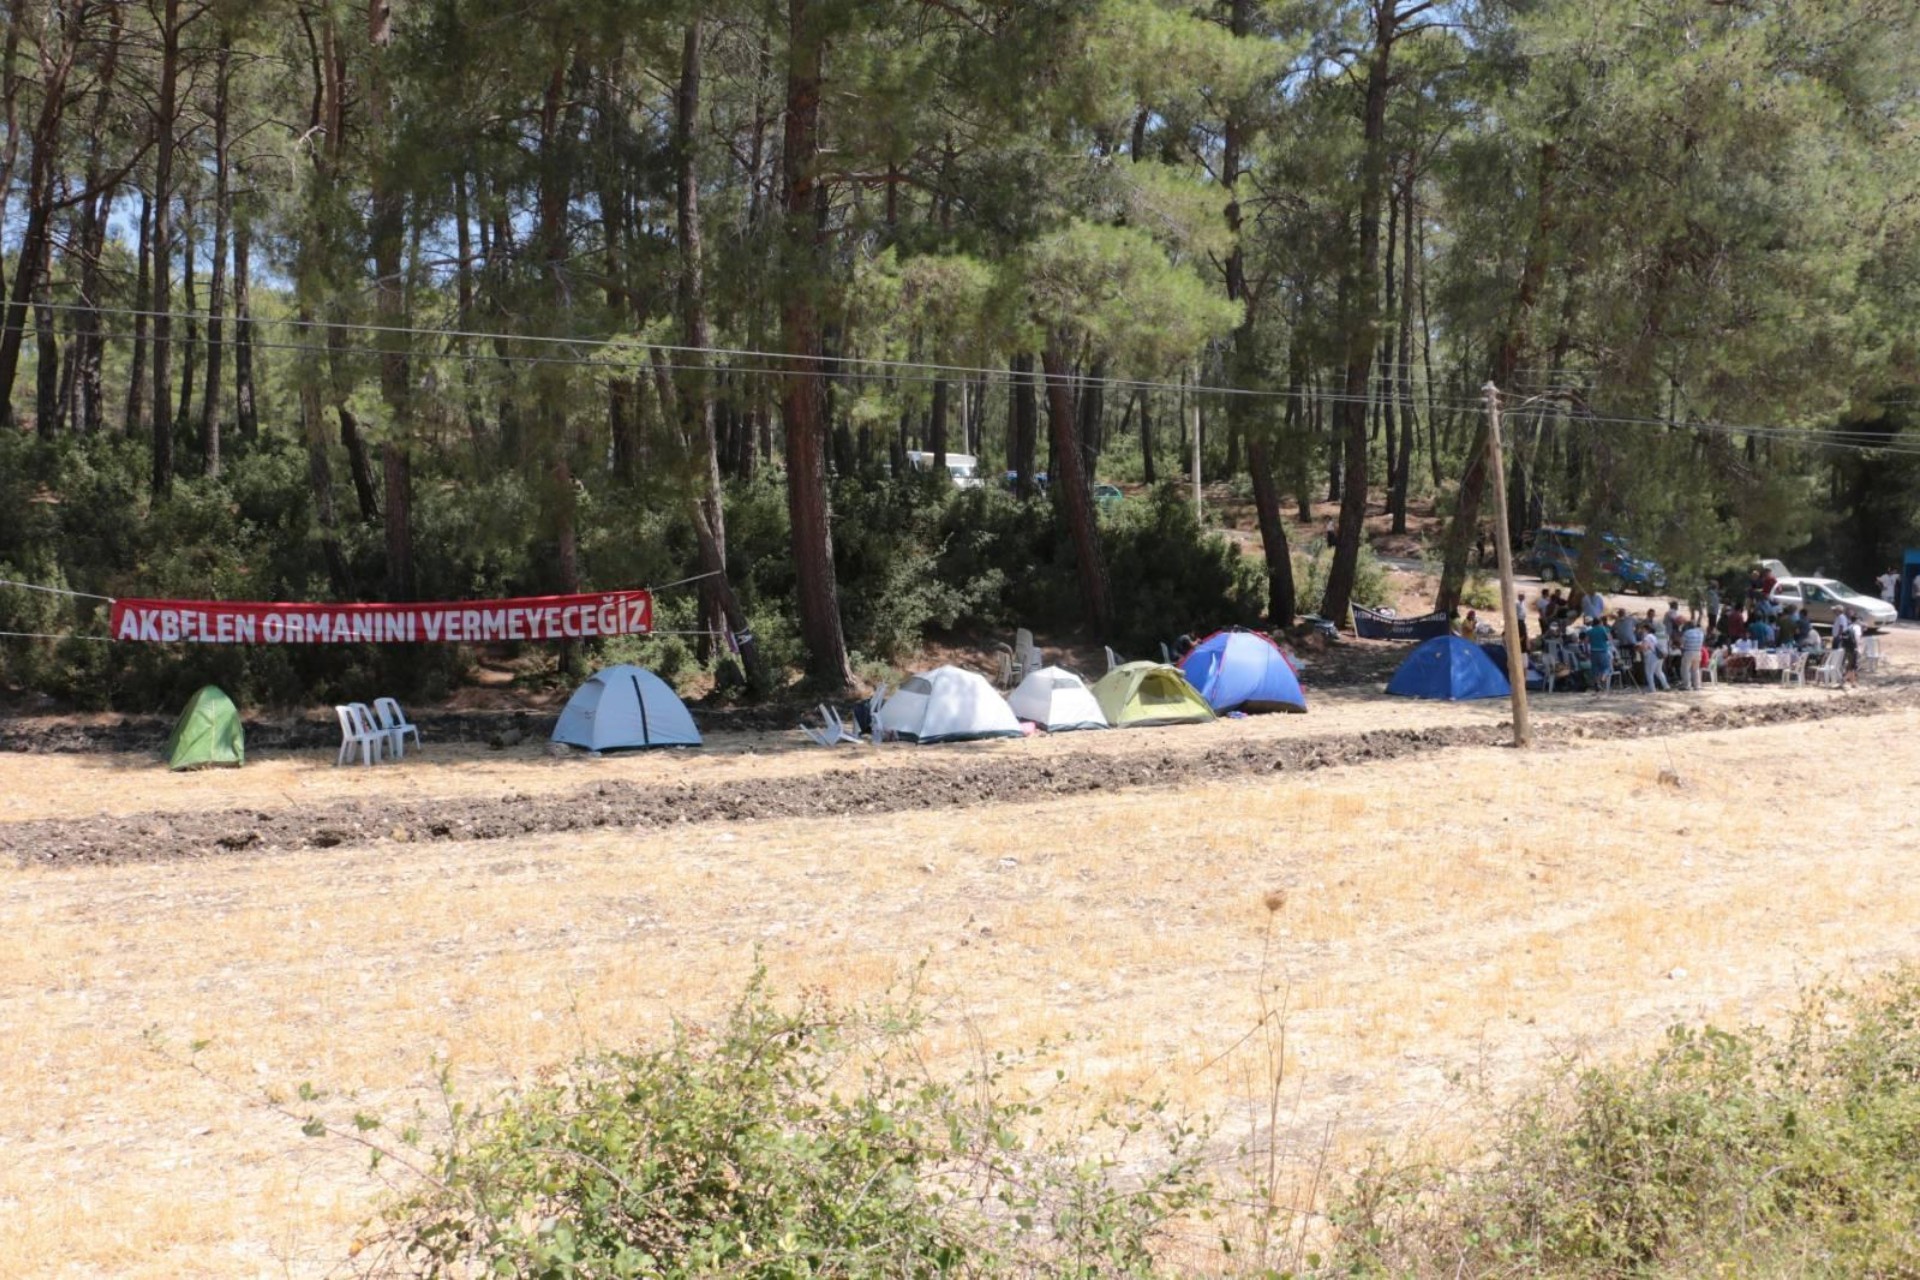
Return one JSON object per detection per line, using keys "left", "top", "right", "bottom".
{"left": 110, "top": 590, "right": 653, "bottom": 645}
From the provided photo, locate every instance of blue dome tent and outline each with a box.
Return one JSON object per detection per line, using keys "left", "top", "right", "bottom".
{"left": 1386, "top": 635, "right": 1511, "bottom": 701}
{"left": 1178, "top": 630, "right": 1307, "bottom": 713}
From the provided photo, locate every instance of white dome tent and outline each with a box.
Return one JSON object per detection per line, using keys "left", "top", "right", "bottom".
{"left": 1007, "top": 666, "right": 1108, "bottom": 732}
{"left": 877, "top": 666, "right": 1023, "bottom": 744}
{"left": 551, "top": 665, "right": 702, "bottom": 750}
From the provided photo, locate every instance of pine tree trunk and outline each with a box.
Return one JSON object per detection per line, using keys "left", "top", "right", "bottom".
{"left": 676, "top": 18, "right": 764, "bottom": 690}
{"left": 301, "top": 377, "right": 351, "bottom": 596}
{"left": 33, "top": 234, "right": 57, "bottom": 437}
{"left": 127, "top": 193, "right": 151, "bottom": 438}
{"left": 1319, "top": 0, "right": 1401, "bottom": 624}
{"left": 150, "top": 0, "right": 182, "bottom": 495}
{"left": 779, "top": 0, "right": 852, "bottom": 687}
{"left": 930, "top": 377, "right": 949, "bottom": 472}
{"left": 199, "top": 34, "right": 230, "bottom": 475}
{"left": 1435, "top": 143, "right": 1557, "bottom": 614}
{"left": 368, "top": 0, "right": 412, "bottom": 598}
{"left": 1139, "top": 388, "right": 1155, "bottom": 485}
{"left": 232, "top": 202, "right": 257, "bottom": 440}
{"left": 175, "top": 197, "right": 198, "bottom": 438}
{"left": 1390, "top": 172, "right": 1418, "bottom": 532}
{"left": 1248, "top": 439, "right": 1296, "bottom": 626}
{"left": 339, "top": 406, "right": 381, "bottom": 523}
{"left": 1043, "top": 338, "right": 1110, "bottom": 635}
{"left": 1011, "top": 354, "right": 1038, "bottom": 497}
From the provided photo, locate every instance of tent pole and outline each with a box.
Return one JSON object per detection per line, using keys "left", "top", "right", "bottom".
{"left": 1484, "top": 382, "right": 1532, "bottom": 748}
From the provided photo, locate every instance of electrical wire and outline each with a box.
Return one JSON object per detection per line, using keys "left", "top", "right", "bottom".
{"left": 19, "top": 303, "right": 1920, "bottom": 455}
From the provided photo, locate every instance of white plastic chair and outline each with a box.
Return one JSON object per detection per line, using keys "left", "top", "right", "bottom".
{"left": 1104, "top": 645, "right": 1122, "bottom": 672}
{"left": 373, "top": 697, "right": 421, "bottom": 759}
{"left": 801, "top": 704, "right": 861, "bottom": 746}
{"left": 1813, "top": 649, "right": 1846, "bottom": 689}
{"left": 336, "top": 704, "right": 388, "bottom": 766}
{"left": 867, "top": 685, "right": 891, "bottom": 746}
{"left": 1781, "top": 654, "right": 1806, "bottom": 688}
{"left": 1861, "top": 634, "right": 1882, "bottom": 674}
{"left": 1699, "top": 648, "right": 1721, "bottom": 687}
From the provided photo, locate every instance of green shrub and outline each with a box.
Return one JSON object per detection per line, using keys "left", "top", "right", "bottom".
{"left": 1327, "top": 970, "right": 1920, "bottom": 1278}
{"left": 362, "top": 970, "right": 1213, "bottom": 1278}
{"left": 1103, "top": 486, "right": 1264, "bottom": 650}
{"left": 1290, "top": 542, "right": 1393, "bottom": 619}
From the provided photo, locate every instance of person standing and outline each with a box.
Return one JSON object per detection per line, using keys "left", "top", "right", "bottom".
{"left": 1586, "top": 614, "right": 1614, "bottom": 693}
{"left": 1681, "top": 616, "right": 1705, "bottom": 691}
{"left": 1705, "top": 580, "right": 1722, "bottom": 627}
{"left": 1638, "top": 625, "right": 1669, "bottom": 692}
{"left": 1582, "top": 585, "right": 1607, "bottom": 623}
{"left": 1878, "top": 567, "right": 1899, "bottom": 605}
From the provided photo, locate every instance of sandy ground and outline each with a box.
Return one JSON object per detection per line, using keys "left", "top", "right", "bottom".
{"left": 2, "top": 633, "right": 1917, "bottom": 1276}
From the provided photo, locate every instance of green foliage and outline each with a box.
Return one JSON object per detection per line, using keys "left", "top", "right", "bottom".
{"left": 1328, "top": 969, "right": 1920, "bottom": 1278}
{"left": 1291, "top": 542, "right": 1392, "bottom": 619}
{"left": 367, "top": 969, "right": 1212, "bottom": 1279}
{"left": 1103, "top": 486, "right": 1264, "bottom": 649}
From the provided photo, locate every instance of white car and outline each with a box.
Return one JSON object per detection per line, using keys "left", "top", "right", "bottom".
{"left": 1769, "top": 577, "right": 1896, "bottom": 632}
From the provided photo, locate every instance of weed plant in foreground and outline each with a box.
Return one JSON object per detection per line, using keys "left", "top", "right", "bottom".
{"left": 1327, "top": 969, "right": 1920, "bottom": 1278}
{"left": 347, "top": 966, "right": 1216, "bottom": 1278}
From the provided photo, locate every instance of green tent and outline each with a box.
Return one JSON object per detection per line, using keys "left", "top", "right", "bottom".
{"left": 1091, "top": 662, "right": 1215, "bottom": 729}
{"left": 164, "top": 685, "right": 245, "bottom": 770}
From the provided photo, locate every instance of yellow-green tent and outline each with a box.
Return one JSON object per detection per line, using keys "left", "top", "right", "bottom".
{"left": 1091, "top": 662, "right": 1215, "bottom": 729}
{"left": 164, "top": 685, "right": 245, "bottom": 770}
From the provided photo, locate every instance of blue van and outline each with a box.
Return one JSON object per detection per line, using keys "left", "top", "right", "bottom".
{"left": 1522, "top": 526, "right": 1667, "bottom": 592}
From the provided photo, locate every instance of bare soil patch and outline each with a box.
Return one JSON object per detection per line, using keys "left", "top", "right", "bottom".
{"left": 6, "top": 683, "right": 1914, "bottom": 868}
{"left": 7, "top": 706, "right": 1920, "bottom": 1277}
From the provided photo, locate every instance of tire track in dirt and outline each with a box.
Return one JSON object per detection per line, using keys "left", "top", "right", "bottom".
{"left": 6, "top": 686, "right": 1915, "bottom": 868}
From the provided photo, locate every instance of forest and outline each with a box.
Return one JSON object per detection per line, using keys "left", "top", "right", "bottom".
{"left": 2, "top": 0, "right": 1918, "bottom": 706}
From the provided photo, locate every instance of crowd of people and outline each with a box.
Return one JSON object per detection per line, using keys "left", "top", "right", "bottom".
{"left": 1458, "top": 568, "right": 1870, "bottom": 693}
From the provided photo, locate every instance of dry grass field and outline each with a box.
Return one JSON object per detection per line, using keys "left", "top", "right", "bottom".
{"left": 4, "top": 647, "right": 1919, "bottom": 1276}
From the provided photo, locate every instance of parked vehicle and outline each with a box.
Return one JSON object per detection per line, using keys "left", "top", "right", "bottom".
{"left": 906, "top": 450, "right": 984, "bottom": 488}
{"left": 1769, "top": 576, "right": 1896, "bottom": 632}
{"left": 1521, "top": 525, "right": 1667, "bottom": 592}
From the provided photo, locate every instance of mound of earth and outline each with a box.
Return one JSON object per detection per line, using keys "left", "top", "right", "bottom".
{"left": 5, "top": 684, "right": 1912, "bottom": 869}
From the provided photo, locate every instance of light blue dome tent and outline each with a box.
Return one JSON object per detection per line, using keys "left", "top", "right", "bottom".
{"left": 1178, "top": 630, "right": 1307, "bottom": 713}
{"left": 552, "top": 665, "right": 702, "bottom": 750}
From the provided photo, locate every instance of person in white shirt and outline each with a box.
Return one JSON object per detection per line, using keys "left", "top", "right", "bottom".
{"left": 1582, "top": 588, "right": 1606, "bottom": 622}
{"left": 1639, "top": 626, "right": 1668, "bottom": 691}
{"left": 1879, "top": 568, "right": 1900, "bottom": 603}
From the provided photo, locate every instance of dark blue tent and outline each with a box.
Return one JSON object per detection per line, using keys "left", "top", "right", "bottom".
{"left": 1481, "top": 641, "right": 1546, "bottom": 691}
{"left": 1178, "top": 630, "right": 1307, "bottom": 713}
{"left": 1386, "top": 635, "right": 1512, "bottom": 701}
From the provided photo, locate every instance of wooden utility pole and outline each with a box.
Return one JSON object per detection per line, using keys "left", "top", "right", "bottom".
{"left": 1484, "top": 382, "right": 1532, "bottom": 747}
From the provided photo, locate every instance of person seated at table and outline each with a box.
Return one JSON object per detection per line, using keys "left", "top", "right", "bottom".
{"left": 1747, "top": 612, "right": 1776, "bottom": 648}
{"left": 1723, "top": 605, "right": 1747, "bottom": 643}
{"left": 1795, "top": 610, "right": 1821, "bottom": 648}
{"left": 1612, "top": 609, "right": 1638, "bottom": 651}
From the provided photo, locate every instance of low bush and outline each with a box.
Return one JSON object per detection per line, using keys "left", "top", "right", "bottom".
{"left": 359, "top": 970, "right": 1214, "bottom": 1278}
{"left": 1327, "top": 969, "right": 1920, "bottom": 1278}
{"left": 1290, "top": 543, "right": 1393, "bottom": 619}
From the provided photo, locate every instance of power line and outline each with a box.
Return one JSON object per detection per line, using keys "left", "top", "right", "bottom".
{"left": 23, "top": 304, "right": 1920, "bottom": 456}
